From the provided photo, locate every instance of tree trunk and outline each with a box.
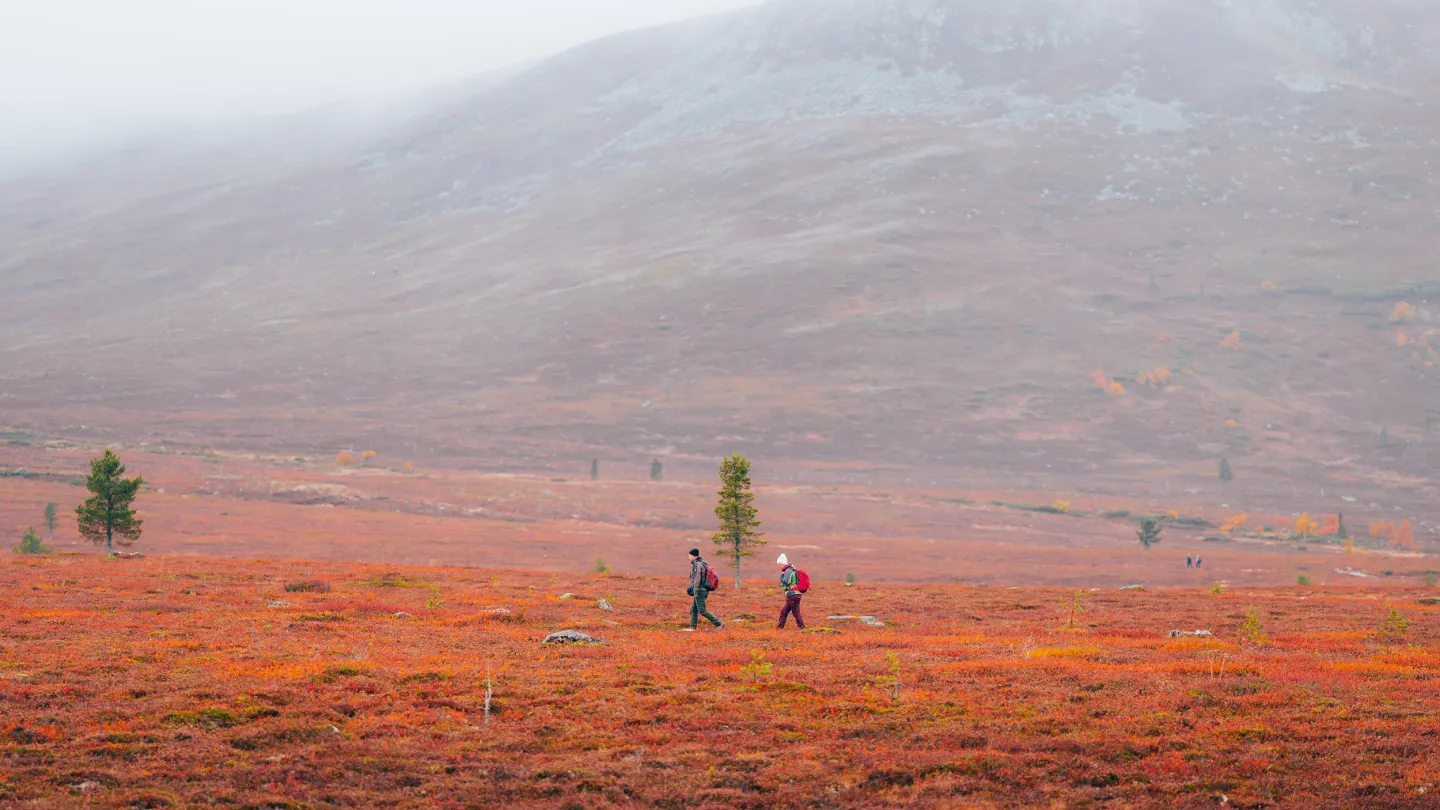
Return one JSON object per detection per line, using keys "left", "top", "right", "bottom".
{"left": 106, "top": 525, "right": 113, "bottom": 556}
{"left": 733, "top": 535, "right": 742, "bottom": 588}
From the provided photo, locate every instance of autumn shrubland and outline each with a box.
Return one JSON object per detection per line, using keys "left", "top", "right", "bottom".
{"left": 3, "top": 555, "right": 1438, "bottom": 809}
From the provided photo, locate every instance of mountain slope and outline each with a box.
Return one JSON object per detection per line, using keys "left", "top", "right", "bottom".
{"left": 2, "top": 0, "right": 1438, "bottom": 526}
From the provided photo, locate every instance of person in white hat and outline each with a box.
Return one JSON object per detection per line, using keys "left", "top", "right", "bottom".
{"left": 775, "top": 553, "right": 805, "bottom": 630}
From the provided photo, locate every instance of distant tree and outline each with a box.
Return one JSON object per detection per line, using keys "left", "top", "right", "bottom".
{"left": 360, "top": 450, "right": 377, "bottom": 464}
{"left": 650, "top": 459, "right": 664, "bottom": 482}
{"left": 1219, "top": 457, "right": 1233, "bottom": 483}
{"left": 43, "top": 502, "right": 57, "bottom": 541}
{"left": 1136, "top": 517, "right": 1163, "bottom": 550}
{"left": 336, "top": 451, "right": 356, "bottom": 467}
{"left": 712, "top": 454, "right": 765, "bottom": 587}
{"left": 1380, "top": 427, "right": 1390, "bottom": 447}
{"left": 404, "top": 460, "right": 415, "bottom": 473}
{"left": 1292, "top": 514, "right": 1318, "bottom": 538}
{"left": 14, "top": 527, "right": 50, "bottom": 555}
{"left": 76, "top": 450, "right": 144, "bottom": 556}
{"left": 590, "top": 459, "right": 599, "bottom": 481}
{"left": 594, "top": 557, "right": 610, "bottom": 574}
{"left": 845, "top": 572, "right": 857, "bottom": 585}
{"left": 1335, "top": 513, "right": 1349, "bottom": 540}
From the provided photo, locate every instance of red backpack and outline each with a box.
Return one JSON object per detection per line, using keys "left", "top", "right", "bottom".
{"left": 704, "top": 564, "right": 720, "bottom": 592}
{"left": 794, "top": 569, "right": 810, "bottom": 594}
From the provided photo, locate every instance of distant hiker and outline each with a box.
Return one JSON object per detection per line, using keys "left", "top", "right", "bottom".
{"left": 687, "top": 548, "right": 723, "bottom": 630}
{"left": 776, "top": 554, "right": 809, "bottom": 630}
{"left": 1195, "top": 556, "right": 1203, "bottom": 569}
{"left": 1187, "top": 555, "right": 1194, "bottom": 568}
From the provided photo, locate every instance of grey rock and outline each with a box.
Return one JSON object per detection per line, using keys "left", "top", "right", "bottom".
{"left": 827, "top": 615, "right": 856, "bottom": 620}
{"left": 559, "top": 593, "right": 576, "bottom": 600}
{"left": 597, "top": 599, "right": 613, "bottom": 611}
{"left": 266, "top": 601, "right": 291, "bottom": 608}
{"left": 393, "top": 611, "right": 413, "bottom": 618}
{"left": 543, "top": 630, "right": 605, "bottom": 646}
{"left": 1167, "top": 629, "right": 1213, "bottom": 638}
{"left": 859, "top": 616, "right": 885, "bottom": 627}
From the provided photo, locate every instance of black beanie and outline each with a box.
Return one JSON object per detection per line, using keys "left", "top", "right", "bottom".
{"left": 689, "top": 548, "right": 700, "bottom": 557}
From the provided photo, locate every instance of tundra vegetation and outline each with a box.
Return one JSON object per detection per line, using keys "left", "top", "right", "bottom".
{"left": 1, "top": 557, "right": 1436, "bottom": 808}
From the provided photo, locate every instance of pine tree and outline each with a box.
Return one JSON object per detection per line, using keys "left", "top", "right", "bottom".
{"left": 590, "top": 459, "right": 599, "bottom": 480}
{"left": 1219, "top": 457, "right": 1233, "bottom": 482}
{"left": 1137, "top": 517, "right": 1163, "bottom": 550}
{"left": 650, "top": 459, "right": 664, "bottom": 482}
{"left": 14, "top": 527, "right": 50, "bottom": 555}
{"left": 43, "top": 502, "right": 57, "bottom": 540}
{"left": 712, "top": 454, "right": 764, "bottom": 587}
{"left": 75, "top": 450, "right": 144, "bottom": 556}
{"left": 1336, "top": 512, "right": 1349, "bottom": 540}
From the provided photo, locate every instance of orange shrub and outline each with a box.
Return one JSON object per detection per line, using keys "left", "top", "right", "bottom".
{"left": 1221, "top": 330, "right": 1244, "bottom": 350}
{"left": 1219, "top": 514, "right": 1248, "bottom": 533}
{"left": 336, "top": 451, "right": 356, "bottom": 467}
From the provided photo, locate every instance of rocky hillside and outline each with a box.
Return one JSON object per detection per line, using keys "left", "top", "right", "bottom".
{"left": 2, "top": 0, "right": 1438, "bottom": 523}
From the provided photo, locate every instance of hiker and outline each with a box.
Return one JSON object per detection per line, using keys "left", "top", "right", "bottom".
{"left": 776, "top": 554, "right": 806, "bottom": 630}
{"left": 686, "top": 548, "right": 723, "bottom": 630}
{"left": 1195, "top": 556, "right": 1203, "bottom": 569}
{"left": 1187, "top": 555, "right": 1194, "bottom": 568}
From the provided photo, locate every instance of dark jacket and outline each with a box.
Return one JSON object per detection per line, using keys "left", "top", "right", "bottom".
{"left": 689, "top": 557, "right": 711, "bottom": 593}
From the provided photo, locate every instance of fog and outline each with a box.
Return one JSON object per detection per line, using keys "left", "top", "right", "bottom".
{"left": 0, "top": 0, "right": 759, "bottom": 171}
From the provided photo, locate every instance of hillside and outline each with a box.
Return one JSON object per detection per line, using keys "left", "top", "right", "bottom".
{"left": 2, "top": 0, "right": 1438, "bottom": 533}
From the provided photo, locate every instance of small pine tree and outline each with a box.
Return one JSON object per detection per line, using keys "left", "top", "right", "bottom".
{"left": 594, "top": 557, "right": 610, "bottom": 574}
{"left": 1376, "top": 607, "right": 1410, "bottom": 652}
{"left": 76, "top": 450, "right": 145, "bottom": 555}
{"left": 1297, "top": 573, "right": 1311, "bottom": 586}
{"left": 1237, "top": 607, "right": 1268, "bottom": 646}
{"left": 44, "top": 502, "right": 57, "bottom": 540}
{"left": 845, "top": 572, "right": 857, "bottom": 586}
{"left": 1137, "top": 517, "right": 1163, "bottom": 550}
{"left": 14, "top": 527, "right": 51, "bottom": 555}
{"left": 650, "top": 459, "right": 664, "bottom": 482}
{"left": 712, "top": 454, "right": 765, "bottom": 587}
{"left": 1335, "top": 512, "right": 1349, "bottom": 540}
{"left": 1219, "top": 457, "right": 1233, "bottom": 483}
{"left": 1379, "top": 426, "right": 1390, "bottom": 447}
{"left": 590, "top": 459, "right": 599, "bottom": 481}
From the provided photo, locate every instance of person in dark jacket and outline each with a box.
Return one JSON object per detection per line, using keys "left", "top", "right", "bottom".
{"left": 776, "top": 554, "right": 805, "bottom": 630}
{"left": 687, "top": 548, "right": 723, "bottom": 630}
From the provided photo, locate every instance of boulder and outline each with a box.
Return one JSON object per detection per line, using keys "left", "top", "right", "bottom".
{"left": 266, "top": 601, "right": 291, "bottom": 608}
{"left": 597, "top": 599, "right": 613, "bottom": 612}
{"left": 859, "top": 616, "right": 885, "bottom": 627}
{"left": 393, "top": 611, "right": 413, "bottom": 618}
{"left": 559, "top": 593, "right": 576, "bottom": 600}
{"left": 543, "top": 630, "right": 604, "bottom": 646}
{"left": 1167, "top": 630, "right": 1213, "bottom": 638}
{"left": 827, "top": 615, "right": 856, "bottom": 621}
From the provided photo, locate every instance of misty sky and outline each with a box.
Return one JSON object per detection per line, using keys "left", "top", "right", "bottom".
{"left": 0, "top": 0, "right": 758, "bottom": 165}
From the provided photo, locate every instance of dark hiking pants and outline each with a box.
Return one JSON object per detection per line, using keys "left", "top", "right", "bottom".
{"left": 777, "top": 594, "right": 805, "bottom": 629}
{"left": 691, "top": 589, "right": 721, "bottom": 628}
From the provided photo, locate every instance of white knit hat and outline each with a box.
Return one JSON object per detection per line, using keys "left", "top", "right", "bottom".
{"left": 776, "top": 553, "right": 788, "bottom": 565}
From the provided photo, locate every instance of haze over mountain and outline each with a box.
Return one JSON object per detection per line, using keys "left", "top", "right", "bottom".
{"left": 3, "top": 0, "right": 1438, "bottom": 526}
